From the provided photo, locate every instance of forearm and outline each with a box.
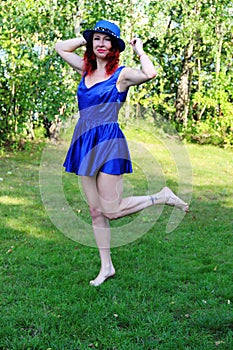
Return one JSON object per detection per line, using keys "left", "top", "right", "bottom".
{"left": 55, "top": 37, "right": 86, "bottom": 53}
{"left": 54, "top": 38, "right": 86, "bottom": 73}
{"left": 130, "top": 39, "right": 157, "bottom": 80}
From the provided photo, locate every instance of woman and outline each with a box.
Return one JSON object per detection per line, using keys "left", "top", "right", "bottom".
{"left": 55, "top": 20, "right": 189, "bottom": 287}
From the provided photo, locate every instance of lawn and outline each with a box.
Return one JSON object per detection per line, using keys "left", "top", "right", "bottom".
{"left": 0, "top": 122, "right": 233, "bottom": 350}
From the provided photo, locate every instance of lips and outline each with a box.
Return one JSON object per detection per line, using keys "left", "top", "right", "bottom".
{"left": 97, "top": 49, "right": 106, "bottom": 53}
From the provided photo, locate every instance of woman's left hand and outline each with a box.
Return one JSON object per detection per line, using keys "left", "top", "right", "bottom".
{"left": 130, "top": 38, "right": 144, "bottom": 56}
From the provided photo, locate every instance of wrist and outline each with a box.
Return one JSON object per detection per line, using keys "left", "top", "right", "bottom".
{"left": 138, "top": 52, "right": 147, "bottom": 58}
{"left": 81, "top": 38, "right": 87, "bottom": 46}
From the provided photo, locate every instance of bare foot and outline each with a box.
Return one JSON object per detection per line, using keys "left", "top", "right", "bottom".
{"left": 154, "top": 187, "right": 189, "bottom": 212}
{"left": 90, "top": 265, "right": 115, "bottom": 287}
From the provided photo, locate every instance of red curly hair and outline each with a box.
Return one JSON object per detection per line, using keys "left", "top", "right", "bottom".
{"left": 83, "top": 34, "right": 120, "bottom": 76}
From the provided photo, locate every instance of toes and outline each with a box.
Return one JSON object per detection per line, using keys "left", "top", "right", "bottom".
{"left": 89, "top": 278, "right": 104, "bottom": 287}
{"left": 89, "top": 280, "right": 99, "bottom": 287}
{"left": 165, "top": 193, "right": 189, "bottom": 212}
{"left": 89, "top": 272, "right": 115, "bottom": 287}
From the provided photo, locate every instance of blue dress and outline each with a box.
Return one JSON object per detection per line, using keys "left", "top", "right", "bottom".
{"left": 63, "top": 66, "right": 133, "bottom": 176}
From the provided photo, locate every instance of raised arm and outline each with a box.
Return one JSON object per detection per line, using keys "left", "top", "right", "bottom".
{"left": 55, "top": 38, "right": 87, "bottom": 74}
{"left": 117, "top": 38, "right": 157, "bottom": 91}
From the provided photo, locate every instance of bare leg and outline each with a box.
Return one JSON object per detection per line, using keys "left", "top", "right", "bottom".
{"left": 81, "top": 173, "right": 188, "bottom": 286}
{"left": 97, "top": 173, "right": 189, "bottom": 220}
{"left": 81, "top": 176, "right": 115, "bottom": 287}
{"left": 89, "top": 212, "right": 115, "bottom": 286}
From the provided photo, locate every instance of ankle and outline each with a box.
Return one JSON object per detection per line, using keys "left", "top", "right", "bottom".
{"left": 101, "top": 264, "right": 115, "bottom": 273}
{"left": 149, "top": 194, "right": 159, "bottom": 205}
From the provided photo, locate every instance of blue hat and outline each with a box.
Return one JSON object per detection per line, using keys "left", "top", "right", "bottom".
{"left": 83, "top": 20, "right": 125, "bottom": 52}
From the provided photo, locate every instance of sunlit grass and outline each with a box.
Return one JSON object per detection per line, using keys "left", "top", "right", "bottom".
{"left": 0, "top": 125, "right": 233, "bottom": 350}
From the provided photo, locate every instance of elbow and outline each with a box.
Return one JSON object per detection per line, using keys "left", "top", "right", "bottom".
{"left": 148, "top": 70, "right": 157, "bottom": 80}
{"left": 54, "top": 41, "right": 62, "bottom": 53}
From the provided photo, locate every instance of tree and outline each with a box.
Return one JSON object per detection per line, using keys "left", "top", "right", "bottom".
{"left": 0, "top": 0, "right": 78, "bottom": 146}
{"left": 0, "top": 0, "right": 232, "bottom": 149}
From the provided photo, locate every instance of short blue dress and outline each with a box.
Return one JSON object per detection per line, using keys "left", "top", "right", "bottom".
{"left": 63, "top": 66, "right": 133, "bottom": 176}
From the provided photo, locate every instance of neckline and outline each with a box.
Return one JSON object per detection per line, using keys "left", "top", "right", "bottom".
{"left": 83, "top": 66, "right": 122, "bottom": 90}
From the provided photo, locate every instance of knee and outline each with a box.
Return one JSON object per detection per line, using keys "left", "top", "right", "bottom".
{"left": 89, "top": 206, "right": 116, "bottom": 221}
{"left": 89, "top": 206, "right": 105, "bottom": 224}
{"left": 89, "top": 207, "right": 113, "bottom": 227}
{"left": 89, "top": 204, "right": 120, "bottom": 221}
{"left": 102, "top": 210, "right": 118, "bottom": 221}
{"left": 101, "top": 201, "right": 121, "bottom": 220}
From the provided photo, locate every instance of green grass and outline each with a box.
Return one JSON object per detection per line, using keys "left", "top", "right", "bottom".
{"left": 0, "top": 124, "right": 233, "bottom": 350}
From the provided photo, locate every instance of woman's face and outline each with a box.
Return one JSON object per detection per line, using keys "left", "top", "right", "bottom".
{"left": 92, "top": 33, "right": 112, "bottom": 58}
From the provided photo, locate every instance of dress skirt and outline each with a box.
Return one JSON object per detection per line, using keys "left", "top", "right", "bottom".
{"left": 63, "top": 117, "right": 133, "bottom": 176}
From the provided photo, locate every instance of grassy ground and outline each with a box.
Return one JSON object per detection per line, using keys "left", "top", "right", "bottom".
{"left": 0, "top": 123, "right": 233, "bottom": 350}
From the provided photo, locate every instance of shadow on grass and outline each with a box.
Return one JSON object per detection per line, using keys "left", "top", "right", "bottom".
{"left": 1, "top": 141, "right": 233, "bottom": 349}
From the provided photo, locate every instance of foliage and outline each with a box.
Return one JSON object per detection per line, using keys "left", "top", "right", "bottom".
{"left": 0, "top": 0, "right": 232, "bottom": 149}
{"left": 185, "top": 72, "right": 233, "bottom": 147}
{"left": 0, "top": 0, "right": 78, "bottom": 148}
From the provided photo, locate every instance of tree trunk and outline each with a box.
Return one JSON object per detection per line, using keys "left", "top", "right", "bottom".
{"left": 215, "top": 23, "right": 223, "bottom": 77}
{"left": 175, "top": 41, "right": 193, "bottom": 127}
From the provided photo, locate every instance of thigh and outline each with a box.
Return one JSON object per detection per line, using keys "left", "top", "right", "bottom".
{"left": 81, "top": 175, "right": 101, "bottom": 209}
{"left": 97, "top": 172, "right": 123, "bottom": 212}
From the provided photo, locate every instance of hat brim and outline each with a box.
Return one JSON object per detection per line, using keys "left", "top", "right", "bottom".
{"left": 83, "top": 29, "right": 125, "bottom": 52}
